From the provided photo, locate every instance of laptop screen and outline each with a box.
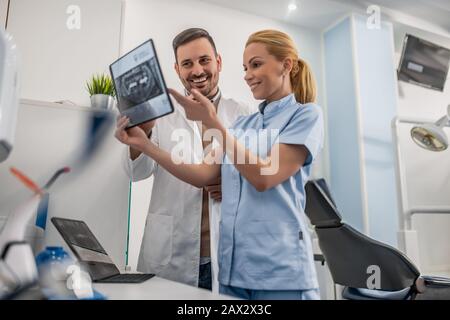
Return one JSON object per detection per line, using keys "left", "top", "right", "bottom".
{"left": 51, "top": 217, "right": 120, "bottom": 280}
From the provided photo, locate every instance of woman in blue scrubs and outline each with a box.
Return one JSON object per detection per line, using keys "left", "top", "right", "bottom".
{"left": 116, "top": 30, "right": 324, "bottom": 300}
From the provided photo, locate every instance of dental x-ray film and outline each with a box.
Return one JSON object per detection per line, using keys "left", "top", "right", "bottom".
{"left": 110, "top": 39, "right": 174, "bottom": 127}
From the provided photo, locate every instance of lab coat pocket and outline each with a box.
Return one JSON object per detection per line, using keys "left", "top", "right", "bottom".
{"left": 242, "top": 221, "right": 301, "bottom": 277}
{"left": 142, "top": 213, "right": 173, "bottom": 267}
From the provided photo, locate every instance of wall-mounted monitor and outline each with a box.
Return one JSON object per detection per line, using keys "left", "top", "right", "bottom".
{"left": 398, "top": 34, "right": 450, "bottom": 91}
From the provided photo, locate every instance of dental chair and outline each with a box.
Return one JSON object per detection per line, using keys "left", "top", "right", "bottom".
{"left": 305, "top": 179, "right": 450, "bottom": 300}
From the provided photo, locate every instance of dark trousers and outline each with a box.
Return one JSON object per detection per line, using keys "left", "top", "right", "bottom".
{"left": 198, "top": 262, "right": 212, "bottom": 291}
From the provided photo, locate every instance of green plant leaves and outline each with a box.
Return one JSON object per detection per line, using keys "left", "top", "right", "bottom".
{"left": 86, "top": 74, "right": 116, "bottom": 97}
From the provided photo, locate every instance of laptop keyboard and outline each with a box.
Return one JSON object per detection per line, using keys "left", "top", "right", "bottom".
{"left": 98, "top": 273, "right": 155, "bottom": 283}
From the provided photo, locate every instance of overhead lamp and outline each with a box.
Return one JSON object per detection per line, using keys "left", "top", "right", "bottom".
{"left": 288, "top": 3, "right": 297, "bottom": 11}
{"left": 410, "top": 104, "right": 450, "bottom": 151}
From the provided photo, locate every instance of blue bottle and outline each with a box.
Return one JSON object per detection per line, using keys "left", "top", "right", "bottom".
{"left": 35, "top": 246, "right": 73, "bottom": 281}
{"left": 35, "top": 246, "right": 105, "bottom": 300}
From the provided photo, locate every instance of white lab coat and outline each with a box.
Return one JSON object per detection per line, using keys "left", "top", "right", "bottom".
{"left": 123, "top": 94, "right": 255, "bottom": 293}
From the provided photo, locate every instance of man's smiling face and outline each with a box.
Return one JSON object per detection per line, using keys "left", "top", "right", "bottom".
{"left": 175, "top": 37, "right": 222, "bottom": 99}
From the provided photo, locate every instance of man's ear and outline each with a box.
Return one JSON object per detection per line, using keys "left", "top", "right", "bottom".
{"left": 174, "top": 62, "right": 180, "bottom": 77}
{"left": 216, "top": 54, "right": 223, "bottom": 73}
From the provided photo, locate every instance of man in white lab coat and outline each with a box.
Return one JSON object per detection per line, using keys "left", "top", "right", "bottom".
{"left": 120, "top": 28, "right": 254, "bottom": 292}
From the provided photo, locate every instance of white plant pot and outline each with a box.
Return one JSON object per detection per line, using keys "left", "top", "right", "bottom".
{"left": 90, "top": 94, "right": 115, "bottom": 110}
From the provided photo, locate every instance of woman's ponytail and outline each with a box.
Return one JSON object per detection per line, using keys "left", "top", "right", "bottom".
{"left": 290, "top": 58, "right": 316, "bottom": 104}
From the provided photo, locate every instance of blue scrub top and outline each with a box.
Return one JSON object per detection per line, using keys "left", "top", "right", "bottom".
{"left": 218, "top": 93, "right": 324, "bottom": 290}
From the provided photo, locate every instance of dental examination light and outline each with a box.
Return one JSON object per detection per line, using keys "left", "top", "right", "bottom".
{"left": 410, "top": 105, "right": 450, "bottom": 151}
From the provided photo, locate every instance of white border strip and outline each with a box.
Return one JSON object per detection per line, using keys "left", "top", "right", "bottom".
{"left": 350, "top": 13, "right": 370, "bottom": 235}
{"left": 118, "top": 0, "right": 127, "bottom": 56}
{"left": 320, "top": 25, "right": 331, "bottom": 183}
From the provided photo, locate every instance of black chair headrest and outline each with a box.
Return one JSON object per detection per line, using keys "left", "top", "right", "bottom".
{"left": 305, "top": 179, "right": 342, "bottom": 228}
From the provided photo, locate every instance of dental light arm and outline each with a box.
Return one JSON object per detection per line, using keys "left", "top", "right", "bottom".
{"left": 437, "top": 104, "right": 450, "bottom": 127}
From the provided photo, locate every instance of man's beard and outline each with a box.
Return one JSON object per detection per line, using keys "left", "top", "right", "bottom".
{"left": 182, "top": 73, "right": 218, "bottom": 98}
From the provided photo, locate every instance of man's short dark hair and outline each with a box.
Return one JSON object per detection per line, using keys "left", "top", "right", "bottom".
{"left": 172, "top": 28, "right": 217, "bottom": 63}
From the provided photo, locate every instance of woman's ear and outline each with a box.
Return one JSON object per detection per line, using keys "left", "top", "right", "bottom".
{"left": 283, "top": 58, "right": 294, "bottom": 75}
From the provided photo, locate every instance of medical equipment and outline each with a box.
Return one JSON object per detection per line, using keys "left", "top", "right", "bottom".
{"left": 391, "top": 115, "right": 450, "bottom": 265}
{"left": 0, "top": 167, "right": 69, "bottom": 299}
{"left": 305, "top": 179, "right": 450, "bottom": 300}
{"left": 0, "top": 29, "right": 40, "bottom": 298}
{"left": 398, "top": 34, "right": 450, "bottom": 92}
{"left": 0, "top": 26, "right": 115, "bottom": 299}
{"left": 0, "top": 28, "right": 39, "bottom": 299}
{"left": 411, "top": 104, "right": 450, "bottom": 151}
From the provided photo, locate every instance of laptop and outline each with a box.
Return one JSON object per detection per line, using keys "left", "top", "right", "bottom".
{"left": 51, "top": 217, "right": 154, "bottom": 283}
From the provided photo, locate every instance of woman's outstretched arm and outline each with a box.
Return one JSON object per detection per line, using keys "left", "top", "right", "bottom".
{"left": 169, "top": 89, "right": 309, "bottom": 192}
{"left": 115, "top": 115, "right": 221, "bottom": 188}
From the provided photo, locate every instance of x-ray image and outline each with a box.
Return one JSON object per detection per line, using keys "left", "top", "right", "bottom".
{"left": 116, "top": 58, "right": 163, "bottom": 110}
{"left": 110, "top": 39, "right": 174, "bottom": 127}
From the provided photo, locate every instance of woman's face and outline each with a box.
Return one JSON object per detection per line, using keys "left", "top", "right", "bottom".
{"left": 243, "top": 42, "right": 290, "bottom": 102}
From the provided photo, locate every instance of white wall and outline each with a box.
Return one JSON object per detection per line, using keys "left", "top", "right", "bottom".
{"left": 0, "top": 0, "right": 8, "bottom": 28}
{"left": 121, "top": 0, "right": 324, "bottom": 108}
{"left": 121, "top": 0, "right": 326, "bottom": 271}
{"left": 393, "top": 22, "right": 450, "bottom": 275}
{"left": 6, "top": 0, "right": 123, "bottom": 106}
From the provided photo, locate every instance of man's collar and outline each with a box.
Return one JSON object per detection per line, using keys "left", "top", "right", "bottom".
{"left": 209, "top": 88, "right": 221, "bottom": 107}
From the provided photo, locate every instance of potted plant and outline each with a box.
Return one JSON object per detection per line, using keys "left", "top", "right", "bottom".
{"left": 86, "top": 73, "right": 116, "bottom": 109}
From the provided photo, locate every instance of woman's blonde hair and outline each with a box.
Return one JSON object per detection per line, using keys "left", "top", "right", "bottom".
{"left": 246, "top": 30, "right": 316, "bottom": 104}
